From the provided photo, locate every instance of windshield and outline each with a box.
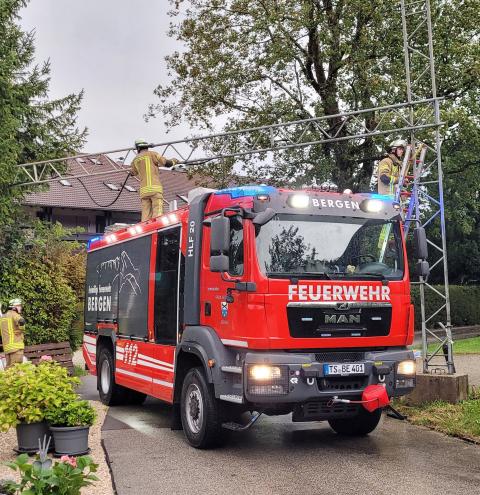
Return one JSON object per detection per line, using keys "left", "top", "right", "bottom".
{"left": 255, "top": 214, "right": 404, "bottom": 280}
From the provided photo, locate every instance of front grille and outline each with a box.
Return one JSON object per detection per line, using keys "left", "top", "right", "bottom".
{"left": 287, "top": 302, "right": 392, "bottom": 338}
{"left": 317, "top": 376, "right": 369, "bottom": 391}
{"left": 315, "top": 351, "right": 365, "bottom": 363}
{"left": 293, "top": 400, "right": 360, "bottom": 421}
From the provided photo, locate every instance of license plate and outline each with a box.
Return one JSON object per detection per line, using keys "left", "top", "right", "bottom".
{"left": 323, "top": 363, "right": 365, "bottom": 376}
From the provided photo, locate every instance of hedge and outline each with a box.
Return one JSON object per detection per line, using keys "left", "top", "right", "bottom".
{"left": 411, "top": 285, "right": 480, "bottom": 330}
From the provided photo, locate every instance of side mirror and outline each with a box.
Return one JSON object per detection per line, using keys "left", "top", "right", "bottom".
{"left": 210, "top": 254, "right": 230, "bottom": 273}
{"left": 414, "top": 227, "right": 428, "bottom": 260}
{"left": 253, "top": 208, "right": 276, "bottom": 227}
{"left": 415, "top": 260, "right": 430, "bottom": 279}
{"left": 210, "top": 216, "right": 230, "bottom": 256}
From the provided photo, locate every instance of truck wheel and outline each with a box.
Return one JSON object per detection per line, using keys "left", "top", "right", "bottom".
{"left": 328, "top": 408, "right": 382, "bottom": 436}
{"left": 180, "top": 367, "right": 223, "bottom": 449}
{"left": 97, "top": 347, "right": 130, "bottom": 406}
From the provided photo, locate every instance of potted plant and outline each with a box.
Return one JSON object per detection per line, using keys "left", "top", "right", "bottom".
{"left": 4, "top": 452, "right": 98, "bottom": 495}
{"left": 47, "top": 399, "right": 96, "bottom": 456}
{"left": 0, "top": 361, "right": 80, "bottom": 453}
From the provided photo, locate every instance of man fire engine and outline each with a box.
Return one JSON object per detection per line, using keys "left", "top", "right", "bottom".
{"left": 83, "top": 185, "right": 423, "bottom": 448}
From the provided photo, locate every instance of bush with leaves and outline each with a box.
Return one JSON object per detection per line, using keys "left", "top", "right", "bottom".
{"left": 46, "top": 400, "right": 96, "bottom": 428}
{"left": 5, "top": 454, "right": 98, "bottom": 495}
{"left": 0, "top": 220, "right": 86, "bottom": 351}
{"left": 0, "top": 362, "right": 79, "bottom": 432}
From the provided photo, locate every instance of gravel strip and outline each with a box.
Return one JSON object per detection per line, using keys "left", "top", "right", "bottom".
{"left": 0, "top": 401, "right": 114, "bottom": 495}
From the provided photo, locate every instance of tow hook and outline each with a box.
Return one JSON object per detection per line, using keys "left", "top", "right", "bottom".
{"left": 385, "top": 404, "right": 407, "bottom": 421}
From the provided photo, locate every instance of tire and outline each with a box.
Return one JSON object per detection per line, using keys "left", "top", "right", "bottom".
{"left": 180, "top": 367, "right": 224, "bottom": 449}
{"left": 328, "top": 408, "right": 382, "bottom": 436}
{"left": 97, "top": 347, "right": 130, "bottom": 406}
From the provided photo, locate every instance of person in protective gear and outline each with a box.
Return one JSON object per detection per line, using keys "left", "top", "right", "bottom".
{"left": 377, "top": 139, "right": 407, "bottom": 197}
{"left": 131, "top": 139, "right": 179, "bottom": 221}
{"left": 0, "top": 298, "right": 26, "bottom": 368}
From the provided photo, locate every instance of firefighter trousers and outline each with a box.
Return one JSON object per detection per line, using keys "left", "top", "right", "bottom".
{"left": 6, "top": 350, "right": 23, "bottom": 368}
{"left": 141, "top": 193, "right": 163, "bottom": 222}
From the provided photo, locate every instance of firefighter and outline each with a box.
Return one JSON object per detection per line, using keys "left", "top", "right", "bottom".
{"left": 0, "top": 298, "right": 26, "bottom": 368}
{"left": 377, "top": 139, "right": 407, "bottom": 197}
{"left": 131, "top": 139, "right": 179, "bottom": 222}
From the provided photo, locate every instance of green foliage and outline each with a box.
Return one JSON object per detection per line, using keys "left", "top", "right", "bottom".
{"left": 47, "top": 400, "right": 96, "bottom": 428}
{"left": 151, "top": 0, "right": 479, "bottom": 188}
{"left": 0, "top": 220, "right": 87, "bottom": 350}
{"left": 5, "top": 454, "right": 98, "bottom": 495}
{"left": 0, "top": 0, "right": 86, "bottom": 229}
{"left": 0, "top": 362, "right": 79, "bottom": 432}
{"left": 411, "top": 285, "right": 480, "bottom": 330}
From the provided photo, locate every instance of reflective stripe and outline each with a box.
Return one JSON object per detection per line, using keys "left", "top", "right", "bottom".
{"left": 4, "top": 342, "right": 24, "bottom": 353}
{"left": 140, "top": 185, "right": 163, "bottom": 194}
{"left": 145, "top": 156, "right": 152, "bottom": 186}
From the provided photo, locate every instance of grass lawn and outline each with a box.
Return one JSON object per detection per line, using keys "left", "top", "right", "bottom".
{"left": 411, "top": 335, "right": 480, "bottom": 355}
{"left": 397, "top": 395, "right": 480, "bottom": 443}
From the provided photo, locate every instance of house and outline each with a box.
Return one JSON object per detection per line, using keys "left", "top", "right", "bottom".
{"left": 22, "top": 154, "right": 200, "bottom": 241}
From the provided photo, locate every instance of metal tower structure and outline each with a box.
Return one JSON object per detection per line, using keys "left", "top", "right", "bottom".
{"left": 13, "top": 1, "right": 453, "bottom": 373}
{"left": 400, "top": 0, "right": 454, "bottom": 373}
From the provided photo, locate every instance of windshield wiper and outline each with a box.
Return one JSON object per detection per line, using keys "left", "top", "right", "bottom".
{"left": 333, "top": 272, "right": 386, "bottom": 280}
{"left": 267, "top": 271, "right": 331, "bottom": 280}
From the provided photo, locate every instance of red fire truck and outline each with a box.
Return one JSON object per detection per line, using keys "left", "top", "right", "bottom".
{"left": 83, "top": 185, "right": 422, "bottom": 448}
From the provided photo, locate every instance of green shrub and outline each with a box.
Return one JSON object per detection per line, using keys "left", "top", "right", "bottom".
{"left": 411, "top": 285, "right": 480, "bottom": 329}
{"left": 0, "top": 221, "right": 86, "bottom": 351}
{"left": 0, "top": 362, "right": 79, "bottom": 431}
{"left": 47, "top": 400, "right": 96, "bottom": 428}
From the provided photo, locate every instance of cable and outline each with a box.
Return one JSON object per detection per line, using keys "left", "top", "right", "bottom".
{"left": 76, "top": 172, "right": 131, "bottom": 208}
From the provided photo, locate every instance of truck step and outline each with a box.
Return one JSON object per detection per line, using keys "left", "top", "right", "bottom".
{"left": 220, "top": 366, "right": 242, "bottom": 374}
{"left": 222, "top": 411, "right": 263, "bottom": 431}
{"left": 219, "top": 394, "right": 244, "bottom": 404}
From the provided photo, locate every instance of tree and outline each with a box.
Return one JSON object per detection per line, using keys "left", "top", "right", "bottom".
{"left": 150, "top": 0, "right": 479, "bottom": 191}
{"left": 0, "top": 0, "right": 86, "bottom": 227}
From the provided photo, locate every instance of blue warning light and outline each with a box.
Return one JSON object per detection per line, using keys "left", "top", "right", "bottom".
{"left": 214, "top": 185, "right": 277, "bottom": 199}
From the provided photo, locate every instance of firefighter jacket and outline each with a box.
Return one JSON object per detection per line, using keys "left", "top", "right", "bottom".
{"left": 0, "top": 310, "right": 25, "bottom": 354}
{"left": 377, "top": 153, "right": 402, "bottom": 197}
{"left": 131, "top": 150, "right": 173, "bottom": 199}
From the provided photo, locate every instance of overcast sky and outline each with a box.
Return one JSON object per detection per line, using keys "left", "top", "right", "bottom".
{"left": 20, "top": 0, "right": 187, "bottom": 154}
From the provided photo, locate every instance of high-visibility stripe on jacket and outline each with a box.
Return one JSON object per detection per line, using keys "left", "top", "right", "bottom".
{"left": 130, "top": 150, "right": 167, "bottom": 199}
{"left": 0, "top": 310, "right": 25, "bottom": 354}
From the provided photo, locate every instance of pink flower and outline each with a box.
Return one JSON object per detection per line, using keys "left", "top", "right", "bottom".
{"left": 60, "top": 455, "right": 77, "bottom": 468}
{"left": 40, "top": 355, "right": 53, "bottom": 361}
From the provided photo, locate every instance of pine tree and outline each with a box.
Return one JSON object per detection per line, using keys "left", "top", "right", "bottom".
{"left": 0, "top": 0, "right": 86, "bottom": 227}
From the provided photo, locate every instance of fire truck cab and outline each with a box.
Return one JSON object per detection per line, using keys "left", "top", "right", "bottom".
{"left": 83, "top": 185, "right": 418, "bottom": 448}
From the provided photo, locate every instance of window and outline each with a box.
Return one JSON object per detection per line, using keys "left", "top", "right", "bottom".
{"left": 104, "top": 182, "right": 119, "bottom": 191}
{"left": 125, "top": 185, "right": 136, "bottom": 192}
{"left": 256, "top": 214, "right": 404, "bottom": 280}
{"left": 59, "top": 179, "right": 72, "bottom": 187}
{"left": 154, "top": 227, "right": 182, "bottom": 344}
{"left": 229, "top": 216, "right": 244, "bottom": 276}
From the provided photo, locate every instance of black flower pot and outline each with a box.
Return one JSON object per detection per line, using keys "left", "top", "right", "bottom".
{"left": 15, "top": 421, "right": 52, "bottom": 454}
{"left": 50, "top": 426, "right": 90, "bottom": 456}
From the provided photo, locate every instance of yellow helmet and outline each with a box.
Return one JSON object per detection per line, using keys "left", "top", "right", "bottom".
{"left": 134, "top": 138, "right": 149, "bottom": 150}
{"left": 8, "top": 297, "right": 23, "bottom": 307}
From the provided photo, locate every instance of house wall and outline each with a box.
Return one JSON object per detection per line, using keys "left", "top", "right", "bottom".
{"left": 23, "top": 206, "right": 141, "bottom": 241}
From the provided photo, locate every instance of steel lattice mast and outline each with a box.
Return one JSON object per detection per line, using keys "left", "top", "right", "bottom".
{"left": 400, "top": 0, "right": 454, "bottom": 373}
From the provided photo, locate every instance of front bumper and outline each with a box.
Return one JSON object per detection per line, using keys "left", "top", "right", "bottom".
{"left": 242, "top": 348, "right": 415, "bottom": 407}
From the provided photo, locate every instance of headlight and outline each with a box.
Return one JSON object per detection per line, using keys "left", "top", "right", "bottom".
{"left": 361, "top": 198, "right": 383, "bottom": 213}
{"left": 247, "top": 365, "right": 289, "bottom": 396}
{"left": 288, "top": 194, "right": 310, "bottom": 209}
{"left": 249, "top": 365, "right": 282, "bottom": 381}
{"left": 397, "top": 360, "right": 416, "bottom": 376}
